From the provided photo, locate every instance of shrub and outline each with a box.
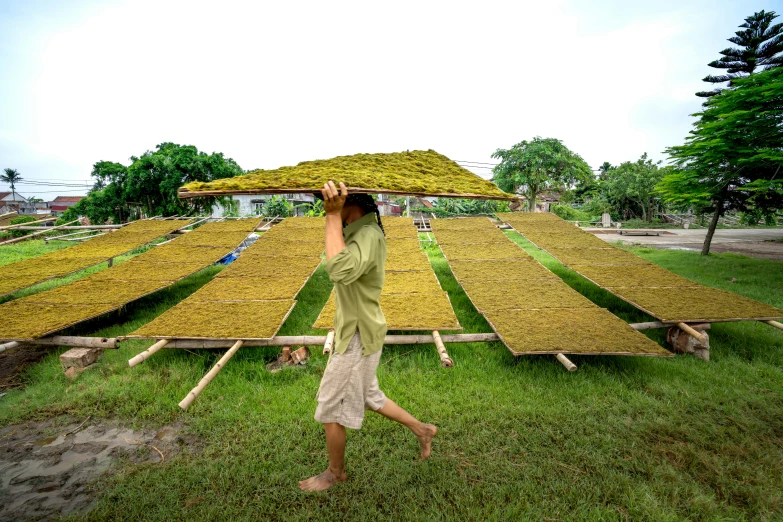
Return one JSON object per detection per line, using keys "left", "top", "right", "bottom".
{"left": 8, "top": 215, "right": 37, "bottom": 237}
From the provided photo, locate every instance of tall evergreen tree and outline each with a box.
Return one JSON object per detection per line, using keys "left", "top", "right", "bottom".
{"left": 697, "top": 10, "right": 783, "bottom": 97}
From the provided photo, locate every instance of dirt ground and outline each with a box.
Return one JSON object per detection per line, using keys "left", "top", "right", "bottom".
{"left": 0, "top": 344, "right": 53, "bottom": 390}
{"left": 0, "top": 417, "right": 192, "bottom": 520}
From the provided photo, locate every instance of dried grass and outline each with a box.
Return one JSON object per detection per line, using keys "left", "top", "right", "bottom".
{"left": 571, "top": 264, "right": 698, "bottom": 288}
{"left": 384, "top": 227, "right": 418, "bottom": 239}
{"left": 483, "top": 308, "right": 671, "bottom": 355}
{"left": 546, "top": 247, "right": 651, "bottom": 266}
{"left": 460, "top": 280, "right": 597, "bottom": 312}
{"left": 169, "top": 231, "right": 251, "bottom": 248}
{"left": 89, "top": 261, "right": 206, "bottom": 282}
{"left": 385, "top": 250, "right": 433, "bottom": 271}
{"left": 139, "top": 246, "right": 228, "bottom": 264}
{"left": 195, "top": 218, "right": 262, "bottom": 233}
{"left": 314, "top": 291, "right": 461, "bottom": 331}
{"left": 438, "top": 241, "right": 523, "bottom": 261}
{"left": 17, "top": 280, "right": 167, "bottom": 306}
{"left": 185, "top": 276, "right": 308, "bottom": 301}
{"left": 180, "top": 150, "right": 512, "bottom": 199}
{"left": 383, "top": 271, "right": 442, "bottom": 294}
{"left": 0, "top": 302, "right": 115, "bottom": 340}
{"left": 430, "top": 217, "right": 495, "bottom": 231}
{"left": 608, "top": 286, "right": 783, "bottom": 322}
{"left": 261, "top": 227, "right": 323, "bottom": 242}
{"left": 131, "top": 300, "right": 296, "bottom": 339}
{"left": 243, "top": 239, "right": 323, "bottom": 257}
{"left": 447, "top": 259, "right": 557, "bottom": 283}
{"left": 386, "top": 239, "right": 425, "bottom": 256}
{"left": 274, "top": 217, "right": 326, "bottom": 228}
{"left": 217, "top": 256, "right": 321, "bottom": 279}
{"left": 521, "top": 232, "right": 610, "bottom": 249}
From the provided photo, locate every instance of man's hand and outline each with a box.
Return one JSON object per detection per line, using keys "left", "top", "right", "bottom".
{"left": 322, "top": 181, "right": 347, "bottom": 216}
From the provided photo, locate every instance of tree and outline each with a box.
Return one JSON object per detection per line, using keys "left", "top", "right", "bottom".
{"left": 604, "top": 154, "right": 665, "bottom": 222}
{"left": 60, "top": 144, "right": 244, "bottom": 224}
{"left": 598, "top": 162, "right": 614, "bottom": 179}
{"left": 1, "top": 168, "right": 22, "bottom": 201}
{"left": 661, "top": 67, "right": 783, "bottom": 255}
{"left": 697, "top": 10, "right": 783, "bottom": 97}
{"left": 491, "top": 137, "right": 592, "bottom": 212}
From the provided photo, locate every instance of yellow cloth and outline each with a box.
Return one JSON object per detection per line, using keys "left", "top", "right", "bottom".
{"left": 323, "top": 213, "right": 386, "bottom": 355}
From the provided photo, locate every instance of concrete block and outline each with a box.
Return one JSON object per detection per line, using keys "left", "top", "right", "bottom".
{"left": 59, "top": 348, "right": 103, "bottom": 369}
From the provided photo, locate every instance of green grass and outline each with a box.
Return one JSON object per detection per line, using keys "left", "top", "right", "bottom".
{"left": 0, "top": 235, "right": 782, "bottom": 520}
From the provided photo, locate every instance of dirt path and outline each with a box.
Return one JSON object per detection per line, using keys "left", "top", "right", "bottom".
{"left": 0, "top": 417, "right": 192, "bottom": 520}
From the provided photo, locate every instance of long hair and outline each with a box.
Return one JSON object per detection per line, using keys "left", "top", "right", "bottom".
{"left": 345, "top": 194, "right": 385, "bottom": 236}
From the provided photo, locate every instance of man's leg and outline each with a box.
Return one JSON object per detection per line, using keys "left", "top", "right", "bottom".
{"left": 299, "top": 423, "right": 348, "bottom": 491}
{"left": 375, "top": 399, "right": 437, "bottom": 460}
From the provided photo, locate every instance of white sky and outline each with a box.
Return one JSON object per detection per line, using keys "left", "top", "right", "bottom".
{"left": 0, "top": 0, "right": 776, "bottom": 199}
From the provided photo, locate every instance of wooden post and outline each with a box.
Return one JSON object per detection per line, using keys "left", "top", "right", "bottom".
{"left": 107, "top": 257, "right": 114, "bottom": 267}
{"left": 34, "top": 336, "right": 117, "bottom": 349}
{"left": 763, "top": 320, "right": 783, "bottom": 330}
{"left": 179, "top": 340, "right": 244, "bottom": 410}
{"left": 323, "top": 330, "right": 335, "bottom": 355}
{"left": 0, "top": 220, "right": 79, "bottom": 246}
{"left": 432, "top": 331, "right": 453, "bottom": 367}
{"left": 676, "top": 322, "right": 709, "bottom": 344}
{"left": 0, "top": 341, "right": 20, "bottom": 354}
{"left": 128, "top": 339, "right": 169, "bottom": 367}
{"left": 555, "top": 353, "right": 577, "bottom": 372}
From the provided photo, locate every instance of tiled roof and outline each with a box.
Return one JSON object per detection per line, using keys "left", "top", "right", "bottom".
{"left": 52, "top": 196, "right": 85, "bottom": 202}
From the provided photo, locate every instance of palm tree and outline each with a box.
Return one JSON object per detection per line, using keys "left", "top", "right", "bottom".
{"left": 1, "top": 168, "right": 23, "bottom": 201}
{"left": 697, "top": 10, "right": 783, "bottom": 97}
{"left": 598, "top": 162, "right": 614, "bottom": 179}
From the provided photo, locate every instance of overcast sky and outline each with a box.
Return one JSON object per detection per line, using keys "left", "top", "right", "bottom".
{"left": 0, "top": 0, "right": 775, "bottom": 199}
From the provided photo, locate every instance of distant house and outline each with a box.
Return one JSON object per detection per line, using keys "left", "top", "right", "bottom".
{"left": 48, "top": 196, "right": 85, "bottom": 216}
{"left": 0, "top": 191, "right": 29, "bottom": 214}
{"left": 211, "top": 194, "right": 316, "bottom": 218}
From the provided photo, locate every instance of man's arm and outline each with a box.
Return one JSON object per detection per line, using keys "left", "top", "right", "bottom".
{"left": 322, "top": 180, "right": 347, "bottom": 261}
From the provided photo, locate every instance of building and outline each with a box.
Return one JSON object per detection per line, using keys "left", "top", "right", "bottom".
{"left": 47, "top": 196, "right": 85, "bottom": 215}
{"left": 0, "top": 191, "right": 28, "bottom": 214}
{"left": 211, "top": 194, "right": 316, "bottom": 218}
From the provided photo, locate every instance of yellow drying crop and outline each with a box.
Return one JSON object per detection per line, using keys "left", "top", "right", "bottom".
{"left": 179, "top": 150, "right": 513, "bottom": 200}
{"left": 545, "top": 247, "right": 651, "bottom": 266}
{"left": 447, "top": 259, "right": 557, "bottom": 283}
{"left": 0, "top": 302, "right": 116, "bottom": 340}
{"left": 437, "top": 241, "right": 523, "bottom": 261}
{"left": 131, "top": 300, "right": 296, "bottom": 339}
{"left": 383, "top": 271, "right": 442, "bottom": 294}
{"left": 459, "top": 280, "right": 597, "bottom": 312}
{"left": 185, "top": 276, "right": 308, "bottom": 301}
{"left": 571, "top": 264, "right": 699, "bottom": 288}
{"left": 483, "top": 308, "right": 670, "bottom": 355}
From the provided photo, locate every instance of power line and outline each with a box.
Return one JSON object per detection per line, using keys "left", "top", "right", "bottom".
{"left": 456, "top": 160, "right": 499, "bottom": 166}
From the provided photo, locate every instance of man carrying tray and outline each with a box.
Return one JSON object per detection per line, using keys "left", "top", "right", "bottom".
{"left": 299, "top": 181, "right": 437, "bottom": 492}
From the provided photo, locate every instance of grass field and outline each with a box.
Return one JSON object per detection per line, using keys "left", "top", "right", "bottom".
{"left": 1, "top": 234, "right": 782, "bottom": 521}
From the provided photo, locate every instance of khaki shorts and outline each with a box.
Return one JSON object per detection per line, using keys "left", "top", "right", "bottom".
{"left": 314, "top": 332, "right": 387, "bottom": 430}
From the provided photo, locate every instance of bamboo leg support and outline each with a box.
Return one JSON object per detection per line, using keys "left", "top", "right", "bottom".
{"left": 0, "top": 341, "right": 20, "bottom": 354}
{"left": 763, "top": 320, "right": 783, "bottom": 330}
{"left": 432, "top": 331, "right": 453, "bottom": 367}
{"left": 179, "top": 340, "right": 244, "bottom": 410}
{"left": 555, "top": 353, "right": 577, "bottom": 372}
{"left": 676, "top": 322, "right": 708, "bottom": 344}
{"left": 323, "top": 330, "right": 335, "bottom": 355}
{"left": 128, "top": 339, "right": 169, "bottom": 367}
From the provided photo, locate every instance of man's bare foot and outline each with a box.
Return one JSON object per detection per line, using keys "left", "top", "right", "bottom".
{"left": 298, "top": 468, "right": 347, "bottom": 492}
{"left": 416, "top": 424, "right": 437, "bottom": 460}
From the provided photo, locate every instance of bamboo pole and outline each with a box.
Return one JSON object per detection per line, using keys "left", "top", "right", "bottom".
{"left": 0, "top": 216, "right": 56, "bottom": 230}
{"left": 34, "top": 336, "right": 117, "bottom": 349}
{"left": 555, "top": 353, "right": 577, "bottom": 372}
{"left": 432, "top": 331, "right": 453, "bottom": 367}
{"left": 676, "top": 322, "right": 709, "bottom": 344}
{"left": 323, "top": 330, "right": 335, "bottom": 355}
{"left": 128, "top": 339, "right": 170, "bottom": 367}
{"left": 763, "top": 320, "right": 783, "bottom": 330}
{"left": 44, "top": 229, "right": 97, "bottom": 242}
{"left": 179, "top": 340, "right": 244, "bottom": 410}
{"left": 159, "top": 332, "right": 501, "bottom": 349}
{"left": 10, "top": 225, "right": 120, "bottom": 231}
{"left": 629, "top": 321, "right": 668, "bottom": 330}
{"left": 0, "top": 220, "right": 80, "bottom": 246}
{"left": 0, "top": 341, "right": 21, "bottom": 354}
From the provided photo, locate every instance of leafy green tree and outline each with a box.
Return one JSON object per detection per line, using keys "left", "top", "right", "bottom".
{"left": 263, "top": 195, "right": 295, "bottom": 217}
{"left": 598, "top": 162, "right": 614, "bottom": 179}
{"left": 661, "top": 67, "right": 783, "bottom": 254}
{"left": 60, "top": 144, "right": 243, "bottom": 224}
{"left": 8, "top": 215, "right": 36, "bottom": 237}
{"left": 430, "top": 198, "right": 509, "bottom": 217}
{"left": 604, "top": 154, "right": 665, "bottom": 222}
{"left": 697, "top": 10, "right": 783, "bottom": 97}
{"left": 1, "top": 168, "right": 22, "bottom": 201}
{"left": 491, "top": 137, "right": 592, "bottom": 212}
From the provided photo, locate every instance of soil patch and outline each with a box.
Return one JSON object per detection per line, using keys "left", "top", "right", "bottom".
{"left": 0, "top": 417, "right": 192, "bottom": 521}
{"left": 0, "top": 344, "right": 52, "bottom": 390}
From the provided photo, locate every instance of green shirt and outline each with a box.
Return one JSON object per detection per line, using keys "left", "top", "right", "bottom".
{"left": 323, "top": 213, "right": 387, "bottom": 356}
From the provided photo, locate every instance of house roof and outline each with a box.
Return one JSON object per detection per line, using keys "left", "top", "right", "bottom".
{"left": 49, "top": 205, "right": 70, "bottom": 211}
{"left": 51, "top": 196, "right": 85, "bottom": 202}
{"left": 178, "top": 150, "right": 514, "bottom": 201}
{"left": 0, "top": 192, "right": 10, "bottom": 199}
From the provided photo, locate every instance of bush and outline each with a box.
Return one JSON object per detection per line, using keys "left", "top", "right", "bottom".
{"left": 550, "top": 204, "right": 597, "bottom": 223}
{"left": 8, "top": 215, "right": 37, "bottom": 237}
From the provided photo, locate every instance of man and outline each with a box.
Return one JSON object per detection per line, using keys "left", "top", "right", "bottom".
{"left": 299, "top": 181, "right": 437, "bottom": 492}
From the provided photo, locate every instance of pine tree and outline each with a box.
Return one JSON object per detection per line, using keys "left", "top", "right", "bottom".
{"left": 697, "top": 10, "right": 783, "bottom": 97}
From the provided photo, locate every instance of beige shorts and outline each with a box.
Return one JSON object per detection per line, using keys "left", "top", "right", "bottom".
{"left": 314, "top": 332, "right": 387, "bottom": 430}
